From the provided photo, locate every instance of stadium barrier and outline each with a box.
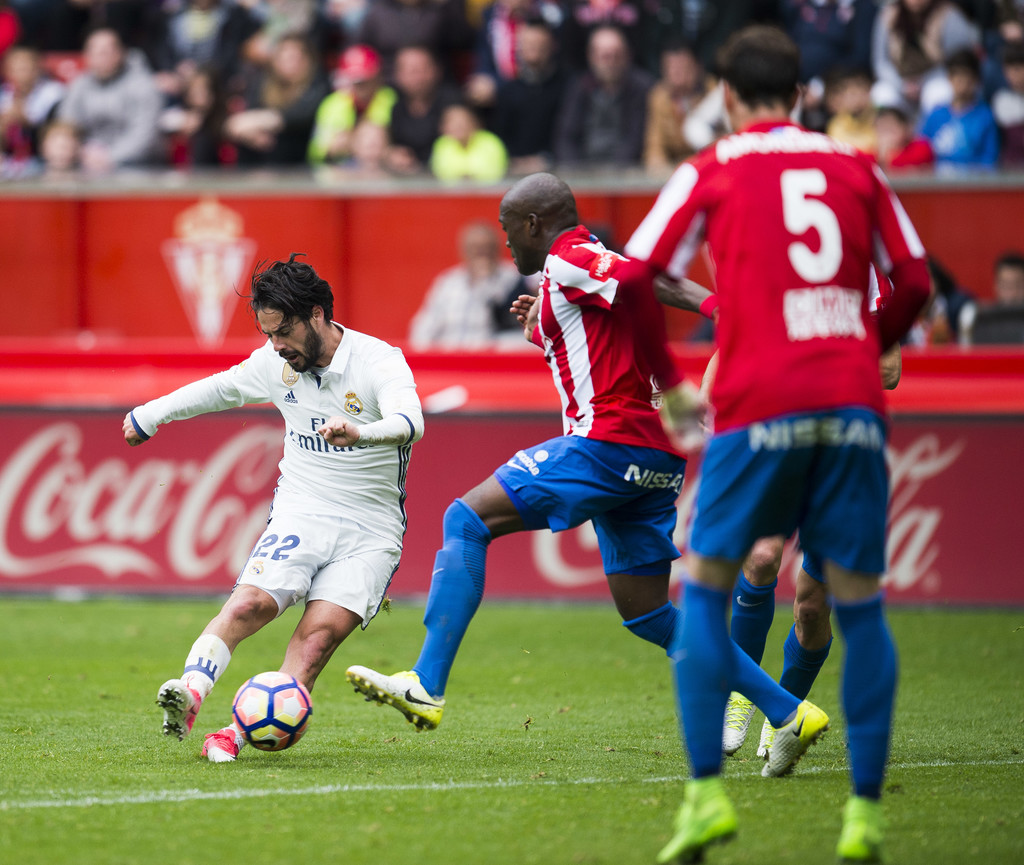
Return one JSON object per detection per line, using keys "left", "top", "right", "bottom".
{"left": 1, "top": 178, "right": 1022, "bottom": 603}
{"left": 0, "top": 406, "right": 1020, "bottom": 604}
{"left": 2, "top": 175, "right": 1024, "bottom": 347}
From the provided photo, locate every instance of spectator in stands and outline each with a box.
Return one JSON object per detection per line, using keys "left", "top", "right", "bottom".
{"left": 159, "top": 64, "right": 230, "bottom": 167}
{"left": 357, "top": 0, "right": 473, "bottom": 81}
{"left": 919, "top": 254, "right": 977, "bottom": 344}
{"left": 149, "top": 0, "right": 259, "bottom": 104}
{"left": 385, "top": 45, "right": 462, "bottom": 174}
{"left": 646, "top": 0, "right": 760, "bottom": 75}
{"left": 429, "top": 102, "right": 508, "bottom": 182}
{"left": 992, "top": 38, "right": 1024, "bottom": 165}
{"left": 38, "top": 117, "right": 80, "bottom": 177}
{"left": 824, "top": 66, "right": 878, "bottom": 155}
{"left": 409, "top": 220, "right": 529, "bottom": 350}
{"left": 559, "top": 0, "right": 653, "bottom": 74}
{"left": 553, "top": 24, "right": 653, "bottom": 168}
{"left": 465, "top": 0, "right": 561, "bottom": 112}
{"left": 57, "top": 27, "right": 164, "bottom": 172}
{"left": 779, "top": 0, "right": 877, "bottom": 130}
{"left": 323, "top": 0, "right": 370, "bottom": 45}
{"left": 241, "top": 0, "right": 335, "bottom": 72}
{"left": 977, "top": 0, "right": 1024, "bottom": 96}
{"left": 992, "top": 250, "right": 1024, "bottom": 305}
{"left": 920, "top": 48, "right": 1000, "bottom": 171}
{"left": 961, "top": 250, "right": 1024, "bottom": 344}
{"left": 324, "top": 117, "right": 394, "bottom": 177}
{"left": 224, "top": 33, "right": 329, "bottom": 167}
{"left": 0, "top": 45, "right": 65, "bottom": 168}
{"left": 643, "top": 38, "right": 705, "bottom": 173}
{"left": 491, "top": 17, "right": 567, "bottom": 175}
{"left": 874, "top": 103, "right": 936, "bottom": 170}
{"left": 870, "top": 0, "right": 981, "bottom": 118}
{"left": 994, "top": 0, "right": 1024, "bottom": 42}
{"left": 308, "top": 44, "right": 396, "bottom": 166}
{"left": 0, "top": 0, "right": 20, "bottom": 58}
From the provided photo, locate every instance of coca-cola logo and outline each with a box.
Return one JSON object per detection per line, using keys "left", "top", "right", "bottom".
{"left": 531, "top": 433, "right": 965, "bottom": 595}
{"left": 884, "top": 433, "right": 964, "bottom": 593}
{"left": 0, "top": 422, "right": 281, "bottom": 584}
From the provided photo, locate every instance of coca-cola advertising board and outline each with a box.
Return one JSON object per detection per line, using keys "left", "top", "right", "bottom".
{"left": 0, "top": 409, "right": 1019, "bottom": 604}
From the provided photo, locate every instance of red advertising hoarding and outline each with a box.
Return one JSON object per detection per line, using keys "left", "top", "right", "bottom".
{"left": 0, "top": 409, "right": 1018, "bottom": 604}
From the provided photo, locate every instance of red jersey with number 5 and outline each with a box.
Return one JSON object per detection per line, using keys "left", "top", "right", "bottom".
{"left": 625, "top": 119, "right": 926, "bottom": 432}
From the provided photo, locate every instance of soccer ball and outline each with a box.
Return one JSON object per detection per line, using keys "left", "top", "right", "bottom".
{"left": 231, "top": 671, "right": 313, "bottom": 751}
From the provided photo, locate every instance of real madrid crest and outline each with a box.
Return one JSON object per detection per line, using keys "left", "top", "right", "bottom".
{"left": 282, "top": 363, "right": 300, "bottom": 387}
{"left": 248, "top": 560, "right": 265, "bottom": 577}
{"left": 345, "top": 391, "right": 363, "bottom": 415}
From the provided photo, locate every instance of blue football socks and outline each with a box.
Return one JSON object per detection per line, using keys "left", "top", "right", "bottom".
{"left": 834, "top": 593, "right": 898, "bottom": 799}
{"left": 730, "top": 572, "right": 776, "bottom": 664}
{"left": 729, "top": 636, "right": 800, "bottom": 728}
{"left": 779, "top": 625, "right": 832, "bottom": 700}
{"left": 413, "top": 499, "right": 491, "bottom": 698}
{"left": 670, "top": 581, "right": 733, "bottom": 778}
{"left": 623, "top": 601, "right": 681, "bottom": 654}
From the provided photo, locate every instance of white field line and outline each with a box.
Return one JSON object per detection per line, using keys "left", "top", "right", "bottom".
{"left": 2, "top": 757, "right": 1022, "bottom": 812}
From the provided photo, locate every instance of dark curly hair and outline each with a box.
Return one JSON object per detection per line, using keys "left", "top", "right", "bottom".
{"left": 716, "top": 25, "right": 800, "bottom": 110}
{"left": 246, "top": 253, "right": 334, "bottom": 323}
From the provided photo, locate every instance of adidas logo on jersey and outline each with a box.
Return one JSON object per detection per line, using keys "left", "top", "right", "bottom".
{"left": 284, "top": 390, "right": 298, "bottom": 404}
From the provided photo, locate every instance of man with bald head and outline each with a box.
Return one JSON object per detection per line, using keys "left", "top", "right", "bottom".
{"left": 347, "top": 174, "right": 827, "bottom": 751}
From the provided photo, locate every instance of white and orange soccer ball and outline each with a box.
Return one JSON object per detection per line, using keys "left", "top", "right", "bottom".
{"left": 231, "top": 672, "right": 313, "bottom": 751}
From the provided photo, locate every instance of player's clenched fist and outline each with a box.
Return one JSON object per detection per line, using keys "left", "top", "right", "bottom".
{"left": 123, "top": 412, "right": 146, "bottom": 446}
{"left": 318, "top": 417, "right": 361, "bottom": 447}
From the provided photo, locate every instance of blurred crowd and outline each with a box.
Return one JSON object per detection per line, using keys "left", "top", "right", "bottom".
{"left": 4, "top": 0, "right": 1024, "bottom": 182}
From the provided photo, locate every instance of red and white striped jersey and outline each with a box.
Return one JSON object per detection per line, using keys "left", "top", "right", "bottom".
{"left": 531, "top": 225, "right": 677, "bottom": 454}
{"left": 625, "top": 119, "right": 927, "bottom": 432}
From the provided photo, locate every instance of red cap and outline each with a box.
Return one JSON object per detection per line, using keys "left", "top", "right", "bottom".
{"left": 337, "top": 45, "right": 381, "bottom": 83}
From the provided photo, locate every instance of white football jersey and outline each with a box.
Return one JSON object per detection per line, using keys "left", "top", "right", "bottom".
{"left": 131, "top": 327, "right": 423, "bottom": 546}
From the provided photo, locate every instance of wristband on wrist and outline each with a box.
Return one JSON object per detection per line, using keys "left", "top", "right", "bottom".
{"left": 699, "top": 295, "right": 720, "bottom": 320}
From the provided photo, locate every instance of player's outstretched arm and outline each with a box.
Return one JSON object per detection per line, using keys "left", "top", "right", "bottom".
{"left": 655, "top": 275, "right": 717, "bottom": 320}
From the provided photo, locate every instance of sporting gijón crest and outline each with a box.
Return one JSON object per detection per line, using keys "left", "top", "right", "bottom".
{"left": 161, "top": 197, "right": 257, "bottom": 347}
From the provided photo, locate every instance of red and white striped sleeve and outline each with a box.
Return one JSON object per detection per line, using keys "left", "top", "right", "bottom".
{"left": 546, "top": 240, "right": 625, "bottom": 309}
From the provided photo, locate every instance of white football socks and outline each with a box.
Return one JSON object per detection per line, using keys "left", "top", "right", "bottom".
{"left": 181, "top": 634, "right": 231, "bottom": 700}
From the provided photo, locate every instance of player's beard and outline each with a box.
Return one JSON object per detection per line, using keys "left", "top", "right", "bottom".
{"left": 285, "top": 326, "right": 325, "bottom": 373}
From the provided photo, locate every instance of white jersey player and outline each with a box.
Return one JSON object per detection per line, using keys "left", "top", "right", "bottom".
{"left": 123, "top": 254, "right": 423, "bottom": 762}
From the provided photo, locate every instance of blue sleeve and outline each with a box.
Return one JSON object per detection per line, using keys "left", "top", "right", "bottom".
{"left": 920, "top": 108, "right": 942, "bottom": 140}
{"left": 978, "top": 109, "right": 1001, "bottom": 167}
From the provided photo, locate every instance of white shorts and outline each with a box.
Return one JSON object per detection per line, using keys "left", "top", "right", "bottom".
{"left": 236, "top": 506, "right": 401, "bottom": 627}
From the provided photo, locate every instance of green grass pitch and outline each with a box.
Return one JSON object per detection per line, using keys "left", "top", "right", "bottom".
{"left": 0, "top": 597, "right": 1021, "bottom": 865}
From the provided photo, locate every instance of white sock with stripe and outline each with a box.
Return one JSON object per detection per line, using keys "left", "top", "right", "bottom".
{"left": 180, "top": 634, "right": 231, "bottom": 700}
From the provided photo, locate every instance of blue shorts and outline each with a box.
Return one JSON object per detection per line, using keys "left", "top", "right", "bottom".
{"left": 801, "top": 550, "right": 824, "bottom": 583}
{"left": 493, "top": 435, "right": 685, "bottom": 576}
{"left": 689, "top": 408, "right": 889, "bottom": 576}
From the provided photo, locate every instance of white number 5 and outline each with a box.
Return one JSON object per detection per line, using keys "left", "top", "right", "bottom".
{"left": 781, "top": 169, "right": 842, "bottom": 284}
